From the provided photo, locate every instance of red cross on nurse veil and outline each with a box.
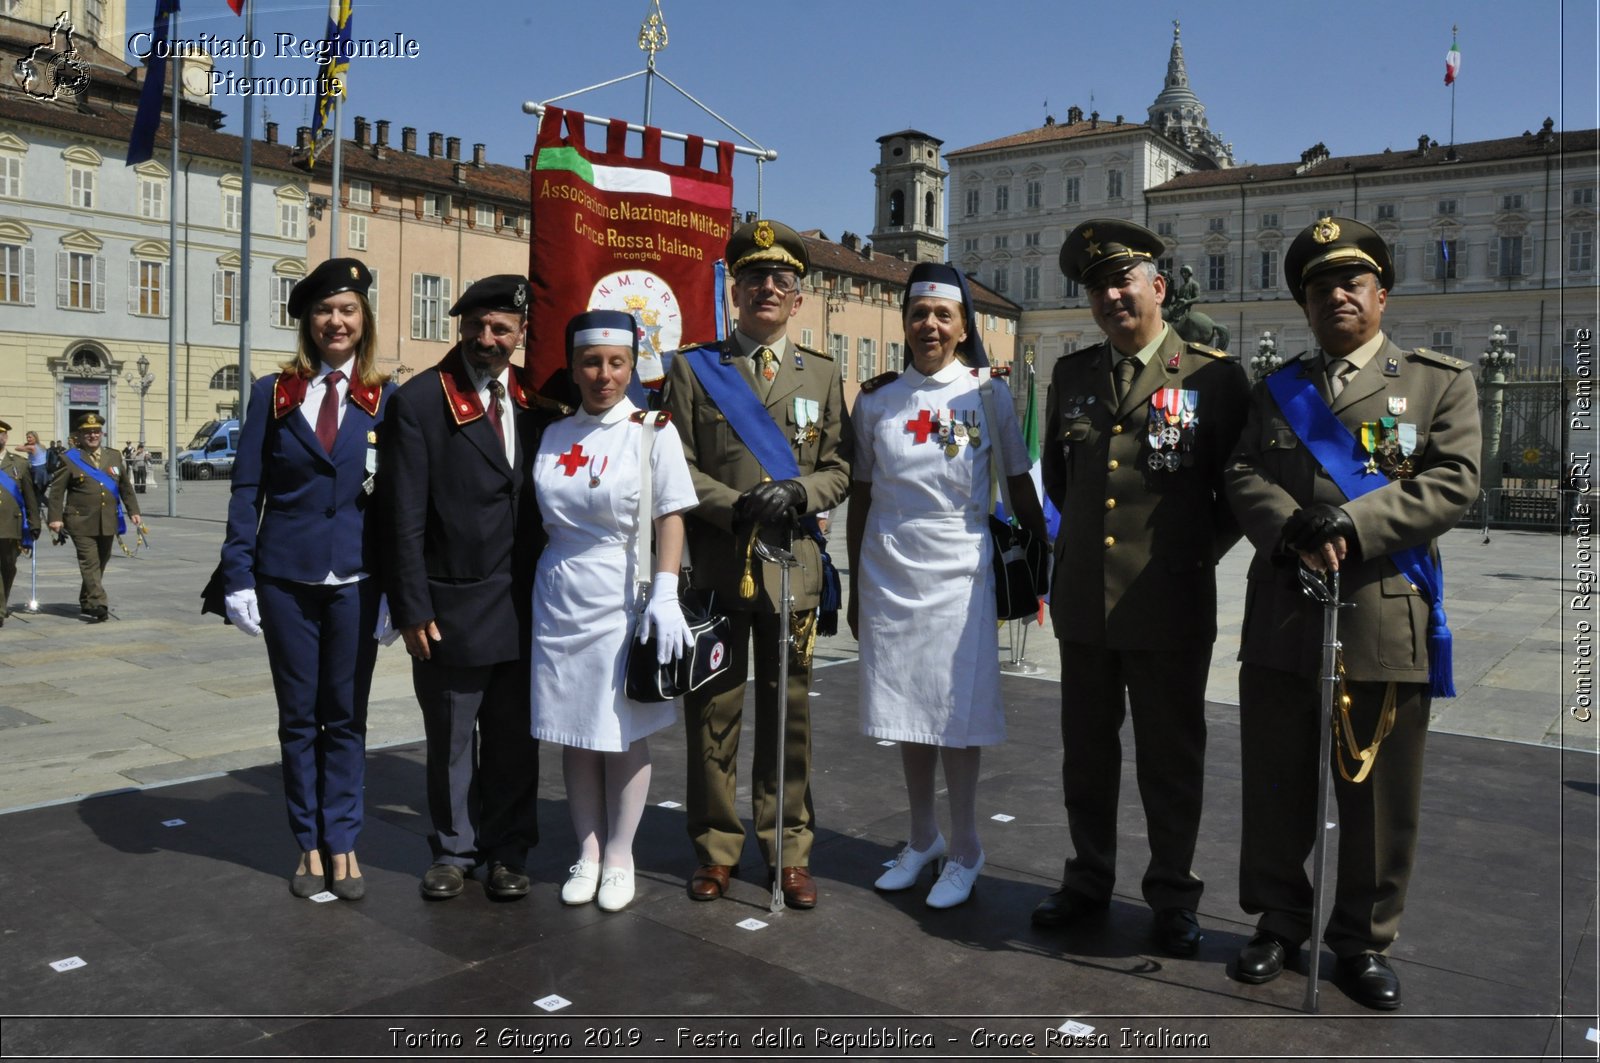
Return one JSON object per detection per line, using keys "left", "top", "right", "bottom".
{"left": 556, "top": 443, "right": 587, "bottom": 476}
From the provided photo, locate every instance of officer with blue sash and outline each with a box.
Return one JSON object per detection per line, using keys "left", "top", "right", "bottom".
{"left": 661, "top": 219, "right": 851, "bottom": 909}
{"left": 0, "top": 419, "right": 39, "bottom": 624}
{"left": 47, "top": 413, "right": 140, "bottom": 621}
{"left": 1224, "top": 218, "right": 1480, "bottom": 1009}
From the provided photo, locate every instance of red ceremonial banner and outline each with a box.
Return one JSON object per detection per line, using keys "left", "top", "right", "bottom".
{"left": 527, "top": 107, "right": 735, "bottom": 395}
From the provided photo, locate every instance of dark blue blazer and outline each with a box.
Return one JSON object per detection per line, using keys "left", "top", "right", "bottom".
{"left": 221, "top": 371, "right": 393, "bottom": 594}
{"left": 379, "top": 349, "right": 557, "bottom": 669}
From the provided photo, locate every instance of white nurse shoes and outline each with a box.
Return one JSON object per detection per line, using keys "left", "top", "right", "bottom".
{"left": 561, "top": 858, "right": 600, "bottom": 905}
{"left": 926, "top": 850, "right": 984, "bottom": 909}
{"left": 874, "top": 833, "right": 947, "bottom": 891}
{"left": 596, "top": 867, "right": 636, "bottom": 912}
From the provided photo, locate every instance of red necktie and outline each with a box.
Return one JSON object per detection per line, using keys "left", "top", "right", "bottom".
{"left": 487, "top": 379, "right": 506, "bottom": 450}
{"left": 316, "top": 370, "right": 344, "bottom": 454}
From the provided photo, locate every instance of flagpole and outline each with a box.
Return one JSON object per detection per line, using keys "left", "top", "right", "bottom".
{"left": 238, "top": 0, "right": 254, "bottom": 428}
{"left": 166, "top": 5, "right": 181, "bottom": 517}
{"left": 330, "top": 94, "right": 342, "bottom": 257}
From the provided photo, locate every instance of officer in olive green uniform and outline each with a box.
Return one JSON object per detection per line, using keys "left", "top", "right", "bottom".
{"left": 661, "top": 219, "right": 851, "bottom": 909}
{"left": 47, "top": 414, "right": 141, "bottom": 620}
{"left": 0, "top": 420, "right": 40, "bottom": 623}
{"left": 1036, "top": 220, "right": 1250, "bottom": 956}
{"left": 1223, "top": 218, "right": 1480, "bottom": 1010}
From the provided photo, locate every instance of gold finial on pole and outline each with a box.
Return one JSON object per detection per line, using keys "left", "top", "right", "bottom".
{"left": 638, "top": 0, "right": 668, "bottom": 60}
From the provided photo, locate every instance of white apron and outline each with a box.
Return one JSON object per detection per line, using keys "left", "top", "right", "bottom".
{"left": 530, "top": 399, "right": 698, "bottom": 752}
{"left": 852, "top": 362, "right": 1030, "bottom": 747}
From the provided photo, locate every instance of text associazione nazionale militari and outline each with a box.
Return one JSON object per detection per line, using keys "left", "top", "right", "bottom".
{"left": 126, "top": 28, "right": 421, "bottom": 96}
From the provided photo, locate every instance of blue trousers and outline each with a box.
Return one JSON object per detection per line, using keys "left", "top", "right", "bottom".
{"left": 258, "top": 575, "right": 380, "bottom": 853}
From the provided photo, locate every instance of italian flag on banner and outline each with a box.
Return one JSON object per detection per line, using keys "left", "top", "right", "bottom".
{"left": 527, "top": 107, "right": 735, "bottom": 398}
{"left": 1444, "top": 34, "right": 1461, "bottom": 85}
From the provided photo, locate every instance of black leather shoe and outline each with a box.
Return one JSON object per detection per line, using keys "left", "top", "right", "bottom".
{"left": 1335, "top": 952, "right": 1402, "bottom": 1010}
{"left": 1030, "top": 888, "right": 1109, "bottom": 928}
{"left": 1151, "top": 907, "right": 1202, "bottom": 957}
{"left": 1235, "top": 931, "right": 1293, "bottom": 984}
{"left": 485, "top": 862, "right": 530, "bottom": 900}
{"left": 420, "top": 863, "right": 466, "bottom": 900}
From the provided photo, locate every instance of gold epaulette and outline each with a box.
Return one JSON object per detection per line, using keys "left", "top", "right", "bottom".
{"left": 1185, "top": 341, "right": 1227, "bottom": 358}
{"left": 1412, "top": 347, "right": 1471, "bottom": 371}
{"left": 798, "top": 342, "right": 831, "bottom": 361}
{"left": 860, "top": 371, "right": 898, "bottom": 393}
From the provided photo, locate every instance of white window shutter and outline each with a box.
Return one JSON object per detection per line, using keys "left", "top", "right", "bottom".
{"left": 56, "top": 250, "right": 67, "bottom": 307}
{"left": 128, "top": 256, "right": 139, "bottom": 314}
{"left": 1522, "top": 237, "right": 1534, "bottom": 275}
{"left": 411, "top": 273, "right": 424, "bottom": 339}
{"left": 22, "top": 246, "right": 34, "bottom": 304}
{"left": 94, "top": 255, "right": 105, "bottom": 311}
{"left": 213, "top": 271, "right": 224, "bottom": 322}
{"left": 1424, "top": 242, "right": 1436, "bottom": 277}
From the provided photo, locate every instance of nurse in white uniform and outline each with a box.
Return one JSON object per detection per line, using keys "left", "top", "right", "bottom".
{"left": 846, "top": 263, "right": 1048, "bottom": 908}
{"left": 530, "top": 310, "right": 698, "bottom": 913}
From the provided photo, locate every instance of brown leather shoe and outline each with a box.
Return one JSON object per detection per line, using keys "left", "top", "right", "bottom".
{"left": 778, "top": 866, "right": 817, "bottom": 909}
{"left": 688, "top": 864, "right": 734, "bottom": 901}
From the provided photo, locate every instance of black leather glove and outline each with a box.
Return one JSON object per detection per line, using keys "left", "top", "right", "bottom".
{"left": 1281, "top": 503, "right": 1356, "bottom": 554}
{"left": 734, "top": 480, "right": 807, "bottom": 526}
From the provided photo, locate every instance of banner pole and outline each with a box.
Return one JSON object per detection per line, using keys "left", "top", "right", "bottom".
{"left": 521, "top": 104, "right": 777, "bottom": 162}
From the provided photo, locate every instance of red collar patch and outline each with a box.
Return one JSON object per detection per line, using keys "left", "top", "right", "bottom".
{"left": 273, "top": 369, "right": 381, "bottom": 417}
{"left": 437, "top": 347, "right": 530, "bottom": 427}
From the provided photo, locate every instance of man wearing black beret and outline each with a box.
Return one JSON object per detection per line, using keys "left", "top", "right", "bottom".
{"left": 381, "top": 274, "right": 559, "bottom": 901}
{"left": 1224, "top": 218, "right": 1480, "bottom": 1008}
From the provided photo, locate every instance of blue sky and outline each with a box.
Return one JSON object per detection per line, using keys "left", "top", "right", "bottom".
{"left": 131, "top": 0, "right": 1597, "bottom": 241}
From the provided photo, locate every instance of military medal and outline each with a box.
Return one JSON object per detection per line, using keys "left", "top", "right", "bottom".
{"left": 1147, "top": 452, "right": 1166, "bottom": 471}
{"left": 587, "top": 455, "right": 609, "bottom": 488}
{"left": 759, "top": 348, "right": 778, "bottom": 383}
{"left": 965, "top": 410, "right": 981, "bottom": 447}
{"left": 1359, "top": 422, "right": 1381, "bottom": 475}
{"left": 793, "top": 398, "right": 820, "bottom": 446}
{"left": 953, "top": 420, "right": 969, "bottom": 455}
{"left": 1165, "top": 451, "right": 1182, "bottom": 471}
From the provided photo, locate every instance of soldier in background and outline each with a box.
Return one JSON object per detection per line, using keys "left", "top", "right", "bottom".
{"left": 0, "top": 420, "right": 40, "bottom": 624}
{"left": 47, "top": 414, "right": 140, "bottom": 621}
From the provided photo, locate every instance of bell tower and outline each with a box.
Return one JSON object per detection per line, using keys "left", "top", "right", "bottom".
{"left": 870, "top": 130, "right": 948, "bottom": 263}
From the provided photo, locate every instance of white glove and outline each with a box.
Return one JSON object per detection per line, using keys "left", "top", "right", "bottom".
{"left": 637, "top": 571, "right": 694, "bottom": 665}
{"left": 224, "top": 588, "right": 262, "bottom": 637}
{"left": 374, "top": 593, "right": 399, "bottom": 646}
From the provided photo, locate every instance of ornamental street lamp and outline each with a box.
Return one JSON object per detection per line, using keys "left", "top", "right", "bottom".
{"left": 1479, "top": 324, "right": 1515, "bottom": 494}
{"left": 1251, "top": 330, "right": 1281, "bottom": 381}
{"left": 127, "top": 353, "right": 155, "bottom": 447}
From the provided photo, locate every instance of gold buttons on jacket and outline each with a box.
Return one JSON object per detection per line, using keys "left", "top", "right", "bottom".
{"left": 1111, "top": 424, "right": 1123, "bottom": 435}
{"left": 1107, "top": 459, "right": 1119, "bottom": 471}
{"left": 1104, "top": 536, "right": 1116, "bottom": 548}
{"left": 1105, "top": 498, "right": 1116, "bottom": 510}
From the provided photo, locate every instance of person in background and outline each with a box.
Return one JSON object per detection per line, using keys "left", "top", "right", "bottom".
{"left": 531, "top": 309, "right": 698, "bottom": 913}
{"left": 218, "top": 257, "right": 391, "bottom": 901}
{"left": 24, "top": 431, "right": 48, "bottom": 522}
{"left": 48, "top": 414, "right": 141, "bottom": 622}
{"left": 847, "top": 263, "right": 1045, "bottom": 908}
{"left": 0, "top": 420, "right": 39, "bottom": 625}
{"left": 380, "top": 275, "right": 549, "bottom": 903}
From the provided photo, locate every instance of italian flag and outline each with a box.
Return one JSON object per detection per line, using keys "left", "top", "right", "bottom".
{"left": 535, "top": 146, "right": 728, "bottom": 209}
{"left": 1444, "top": 35, "right": 1461, "bottom": 85}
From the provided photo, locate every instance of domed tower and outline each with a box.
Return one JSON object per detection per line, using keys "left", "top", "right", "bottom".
{"left": 1147, "top": 20, "right": 1233, "bottom": 168}
{"left": 870, "top": 130, "right": 948, "bottom": 263}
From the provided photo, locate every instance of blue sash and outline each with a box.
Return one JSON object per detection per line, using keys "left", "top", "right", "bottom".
{"left": 1266, "top": 365, "right": 1454, "bottom": 697}
{"left": 685, "top": 345, "right": 841, "bottom": 628}
{"left": 64, "top": 451, "right": 127, "bottom": 535}
{"left": 0, "top": 467, "right": 31, "bottom": 543}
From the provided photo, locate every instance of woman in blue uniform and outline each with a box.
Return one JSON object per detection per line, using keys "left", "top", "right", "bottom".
{"left": 218, "top": 258, "right": 393, "bottom": 900}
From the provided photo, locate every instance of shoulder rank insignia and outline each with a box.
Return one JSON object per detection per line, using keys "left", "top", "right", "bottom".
{"left": 629, "top": 410, "right": 672, "bottom": 426}
{"left": 1411, "top": 346, "right": 1470, "bottom": 371}
{"left": 1184, "top": 341, "right": 1226, "bottom": 359}
{"left": 799, "top": 341, "right": 832, "bottom": 361}
{"left": 970, "top": 365, "right": 1011, "bottom": 378}
{"left": 860, "top": 371, "right": 899, "bottom": 393}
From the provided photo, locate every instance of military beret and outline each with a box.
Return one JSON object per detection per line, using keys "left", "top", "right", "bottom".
{"left": 726, "top": 219, "right": 808, "bottom": 276}
{"left": 450, "top": 274, "right": 530, "bottom": 317}
{"left": 1284, "top": 216, "right": 1395, "bottom": 303}
{"left": 1059, "top": 219, "right": 1164, "bottom": 286}
{"left": 565, "top": 308, "right": 639, "bottom": 361}
{"left": 288, "top": 257, "right": 372, "bottom": 319}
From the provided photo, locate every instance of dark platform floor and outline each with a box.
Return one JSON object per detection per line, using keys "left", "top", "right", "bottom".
{"left": 2, "top": 663, "right": 1595, "bottom": 1061}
